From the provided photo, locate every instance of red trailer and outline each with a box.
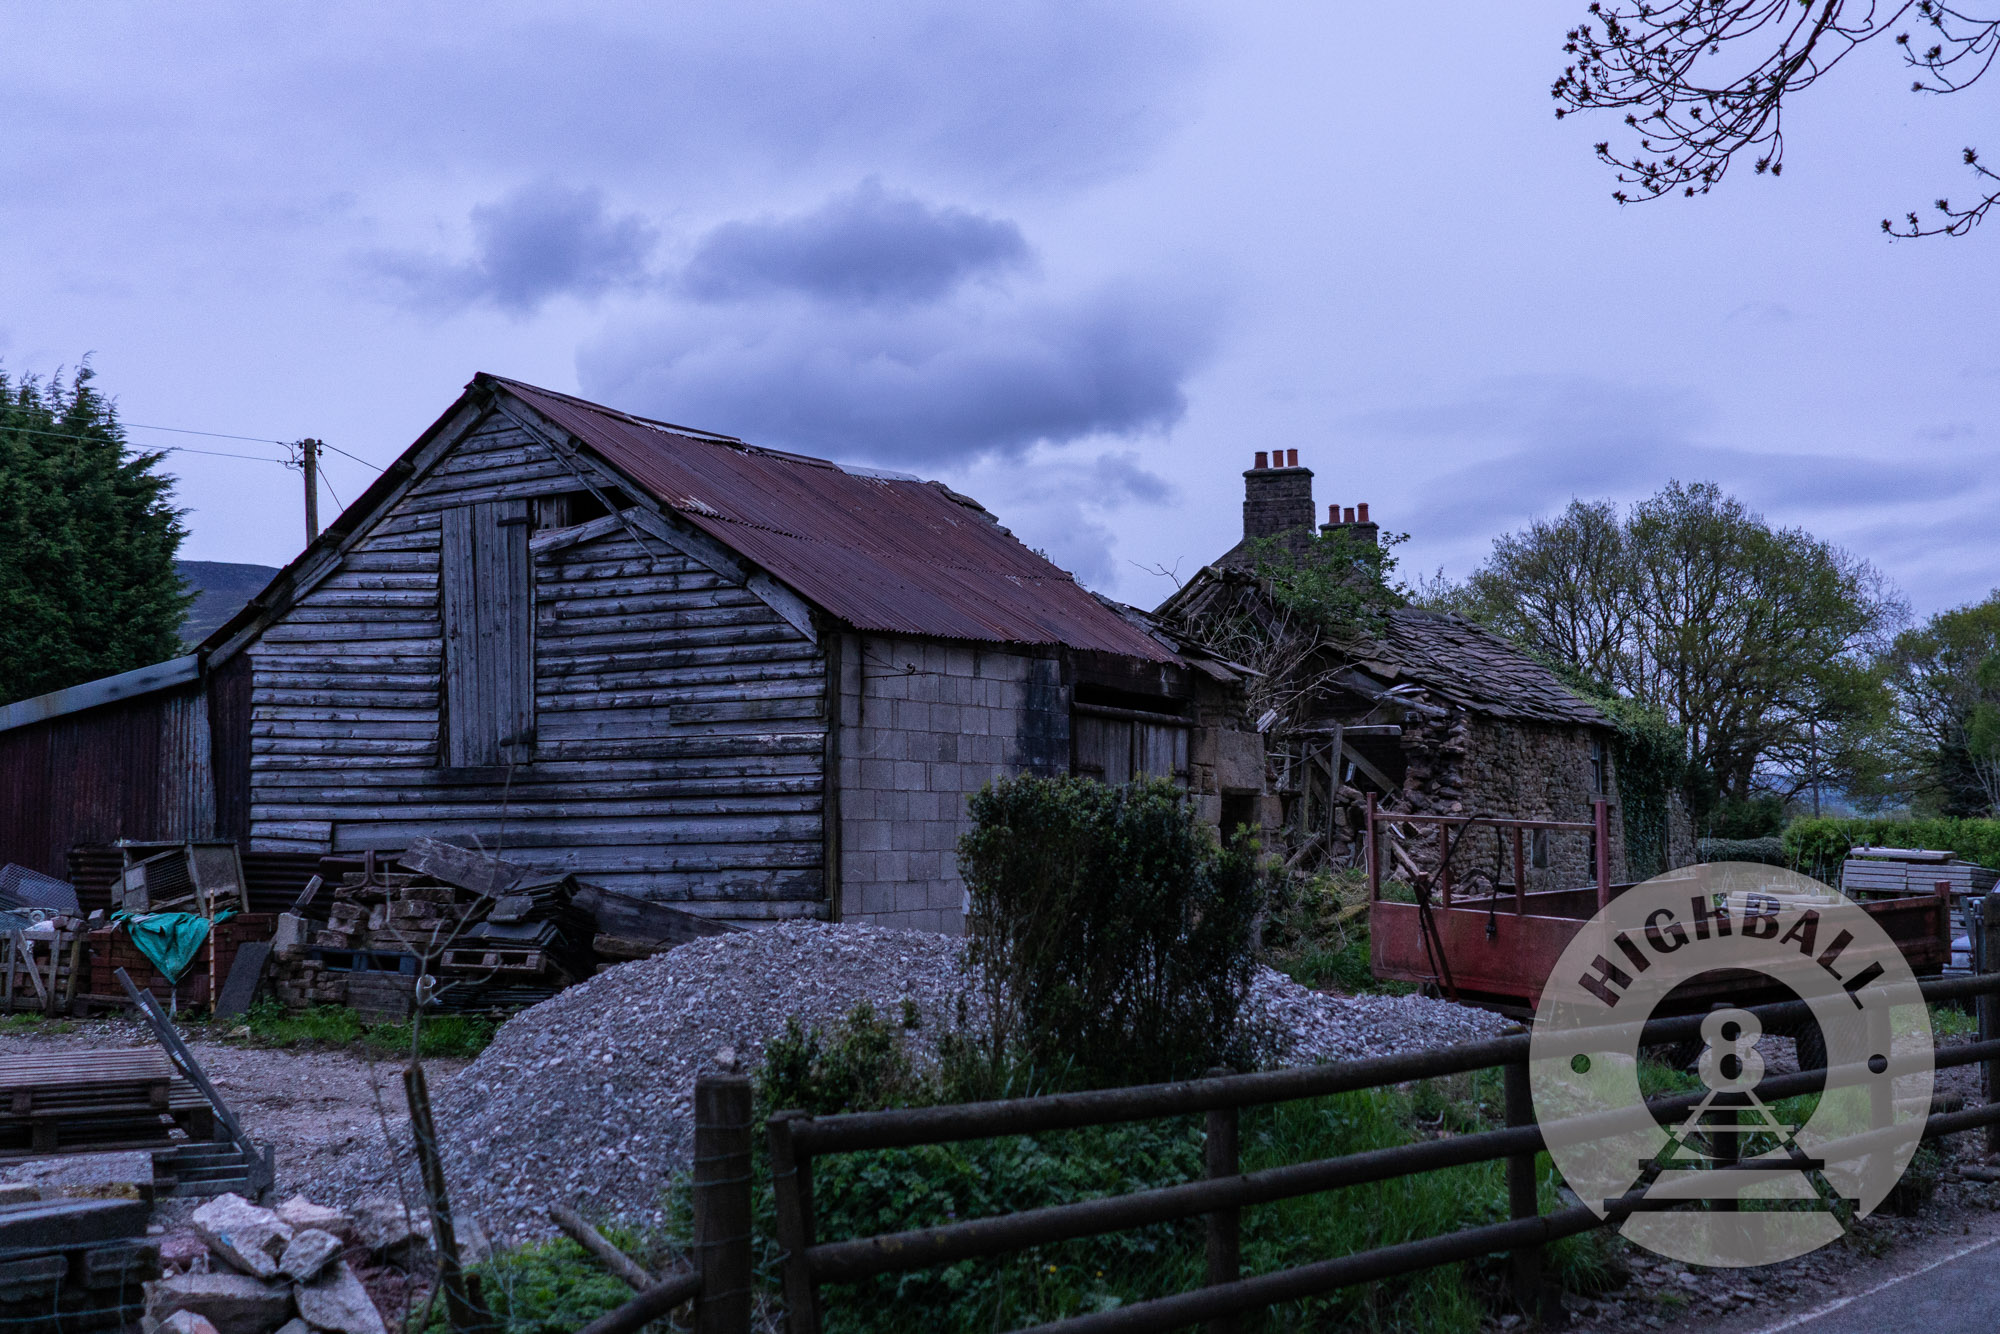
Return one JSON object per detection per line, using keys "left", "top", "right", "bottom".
{"left": 1364, "top": 796, "right": 1950, "bottom": 1018}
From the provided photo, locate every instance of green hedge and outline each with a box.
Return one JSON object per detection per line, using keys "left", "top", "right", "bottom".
{"left": 1783, "top": 816, "right": 2000, "bottom": 880}
{"left": 1695, "top": 837, "right": 1788, "bottom": 867}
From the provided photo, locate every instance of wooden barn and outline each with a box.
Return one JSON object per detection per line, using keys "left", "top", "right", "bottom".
{"left": 0, "top": 375, "right": 1262, "bottom": 932}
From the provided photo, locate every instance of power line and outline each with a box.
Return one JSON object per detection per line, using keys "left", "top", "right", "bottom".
{"left": 122, "top": 421, "right": 290, "bottom": 447}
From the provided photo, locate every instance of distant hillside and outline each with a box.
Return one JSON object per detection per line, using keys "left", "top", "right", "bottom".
{"left": 178, "top": 560, "right": 281, "bottom": 646}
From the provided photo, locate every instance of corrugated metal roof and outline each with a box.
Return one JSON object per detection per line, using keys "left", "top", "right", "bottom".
{"left": 491, "top": 377, "right": 1178, "bottom": 662}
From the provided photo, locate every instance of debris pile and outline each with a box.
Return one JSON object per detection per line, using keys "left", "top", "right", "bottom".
{"left": 270, "top": 862, "right": 590, "bottom": 1021}
{"left": 399, "top": 921, "right": 1505, "bottom": 1240}
{"left": 265, "top": 839, "right": 730, "bottom": 1021}
{"left": 142, "top": 1191, "right": 438, "bottom": 1334}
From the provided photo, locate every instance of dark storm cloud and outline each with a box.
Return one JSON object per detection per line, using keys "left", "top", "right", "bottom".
{"left": 681, "top": 180, "right": 1030, "bottom": 305}
{"left": 580, "top": 182, "right": 1218, "bottom": 465}
{"left": 366, "top": 181, "right": 658, "bottom": 314}
{"left": 581, "top": 279, "right": 1214, "bottom": 463}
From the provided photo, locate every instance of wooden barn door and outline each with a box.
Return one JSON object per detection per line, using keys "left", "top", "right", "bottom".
{"left": 441, "top": 499, "right": 535, "bottom": 768}
{"left": 1071, "top": 703, "right": 1189, "bottom": 786}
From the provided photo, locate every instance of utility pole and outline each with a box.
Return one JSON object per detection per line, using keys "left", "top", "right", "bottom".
{"left": 301, "top": 438, "right": 321, "bottom": 544}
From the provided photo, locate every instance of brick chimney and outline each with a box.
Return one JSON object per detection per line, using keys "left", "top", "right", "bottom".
{"left": 1242, "top": 449, "right": 1314, "bottom": 545}
{"left": 1320, "top": 500, "right": 1380, "bottom": 546}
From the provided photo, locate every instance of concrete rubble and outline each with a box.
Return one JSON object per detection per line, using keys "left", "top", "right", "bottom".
{"left": 144, "top": 1193, "right": 408, "bottom": 1334}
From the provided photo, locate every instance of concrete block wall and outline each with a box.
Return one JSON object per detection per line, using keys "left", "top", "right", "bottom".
{"left": 834, "top": 633, "right": 1063, "bottom": 933}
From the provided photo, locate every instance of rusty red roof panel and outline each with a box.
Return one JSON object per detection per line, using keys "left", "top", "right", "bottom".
{"left": 492, "top": 377, "right": 1178, "bottom": 662}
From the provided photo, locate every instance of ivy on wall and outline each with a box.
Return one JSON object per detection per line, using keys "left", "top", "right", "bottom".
{"left": 1597, "top": 695, "right": 1686, "bottom": 880}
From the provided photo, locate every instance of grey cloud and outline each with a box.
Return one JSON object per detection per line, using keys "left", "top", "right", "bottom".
{"left": 367, "top": 180, "right": 657, "bottom": 315}
{"left": 1357, "top": 376, "right": 1975, "bottom": 529}
{"left": 579, "top": 280, "right": 1215, "bottom": 464}
{"left": 682, "top": 179, "right": 1030, "bottom": 305}
{"left": 1090, "top": 452, "right": 1174, "bottom": 506}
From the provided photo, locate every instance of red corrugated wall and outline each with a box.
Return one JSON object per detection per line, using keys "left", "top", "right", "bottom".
{"left": 0, "top": 683, "right": 187, "bottom": 879}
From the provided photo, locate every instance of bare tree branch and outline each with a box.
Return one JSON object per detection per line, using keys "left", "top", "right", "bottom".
{"left": 1552, "top": 0, "right": 2000, "bottom": 235}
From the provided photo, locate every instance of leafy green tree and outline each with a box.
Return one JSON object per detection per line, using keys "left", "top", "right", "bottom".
{"left": 1458, "top": 481, "right": 1902, "bottom": 826}
{"left": 0, "top": 365, "right": 190, "bottom": 703}
{"left": 1875, "top": 594, "right": 2000, "bottom": 815}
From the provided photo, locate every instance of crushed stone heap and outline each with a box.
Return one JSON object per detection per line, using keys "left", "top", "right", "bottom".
{"left": 380, "top": 922, "right": 1504, "bottom": 1240}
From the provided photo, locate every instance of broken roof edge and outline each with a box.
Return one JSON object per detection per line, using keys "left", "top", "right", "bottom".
{"left": 0, "top": 655, "right": 200, "bottom": 737}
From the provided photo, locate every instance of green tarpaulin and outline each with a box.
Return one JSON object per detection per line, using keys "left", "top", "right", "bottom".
{"left": 117, "top": 911, "right": 231, "bottom": 984}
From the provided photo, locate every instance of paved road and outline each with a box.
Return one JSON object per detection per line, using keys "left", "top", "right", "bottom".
{"left": 1749, "top": 1233, "right": 2000, "bottom": 1334}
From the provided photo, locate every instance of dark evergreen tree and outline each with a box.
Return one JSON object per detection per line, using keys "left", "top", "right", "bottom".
{"left": 0, "top": 365, "right": 190, "bottom": 703}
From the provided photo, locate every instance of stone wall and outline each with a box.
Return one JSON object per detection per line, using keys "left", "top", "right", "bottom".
{"left": 1304, "top": 707, "right": 1630, "bottom": 891}
{"left": 833, "top": 632, "right": 1064, "bottom": 932}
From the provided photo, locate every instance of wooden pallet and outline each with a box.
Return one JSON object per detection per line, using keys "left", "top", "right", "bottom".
{"left": 0, "top": 1201, "right": 156, "bottom": 1332}
{"left": 2, "top": 930, "right": 84, "bottom": 1015}
{"left": 150, "top": 1139, "right": 267, "bottom": 1199}
{"left": 0, "top": 1050, "right": 212, "bottom": 1158}
{"left": 441, "top": 945, "right": 554, "bottom": 975}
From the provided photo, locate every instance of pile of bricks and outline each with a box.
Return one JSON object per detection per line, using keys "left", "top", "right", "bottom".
{"left": 315, "top": 877, "right": 475, "bottom": 954}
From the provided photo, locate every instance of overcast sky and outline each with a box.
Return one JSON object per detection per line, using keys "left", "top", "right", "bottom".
{"left": 3, "top": 3, "right": 1994, "bottom": 621}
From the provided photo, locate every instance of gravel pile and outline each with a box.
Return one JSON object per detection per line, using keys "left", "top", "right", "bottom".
{"left": 422, "top": 921, "right": 1507, "bottom": 1240}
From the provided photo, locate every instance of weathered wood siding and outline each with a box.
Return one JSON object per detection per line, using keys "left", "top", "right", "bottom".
{"left": 244, "top": 413, "right": 828, "bottom": 921}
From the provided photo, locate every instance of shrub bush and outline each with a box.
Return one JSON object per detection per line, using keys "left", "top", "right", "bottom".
{"left": 957, "top": 774, "right": 1264, "bottom": 1087}
{"left": 1695, "top": 836, "right": 1789, "bottom": 867}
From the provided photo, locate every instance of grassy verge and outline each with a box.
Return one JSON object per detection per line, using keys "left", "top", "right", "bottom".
{"left": 204, "top": 1000, "right": 497, "bottom": 1059}
{"left": 427, "top": 1225, "right": 682, "bottom": 1334}
{"left": 0, "top": 1013, "right": 77, "bottom": 1036}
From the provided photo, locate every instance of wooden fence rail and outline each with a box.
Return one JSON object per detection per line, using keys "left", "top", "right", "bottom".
{"left": 768, "top": 970, "right": 2000, "bottom": 1334}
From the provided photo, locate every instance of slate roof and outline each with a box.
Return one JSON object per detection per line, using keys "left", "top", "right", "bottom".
{"left": 491, "top": 377, "right": 1179, "bottom": 662}
{"left": 1359, "top": 608, "right": 1609, "bottom": 728}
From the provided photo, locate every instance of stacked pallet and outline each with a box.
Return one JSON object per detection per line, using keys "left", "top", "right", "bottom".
{"left": 0, "top": 1050, "right": 211, "bottom": 1159}
{"left": 1842, "top": 847, "right": 2000, "bottom": 898}
{"left": 434, "top": 875, "right": 594, "bottom": 1012}
{"left": 0, "top": 1198, "right": 157, "bottom": 1334}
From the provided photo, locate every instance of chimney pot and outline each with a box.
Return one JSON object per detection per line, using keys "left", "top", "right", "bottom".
{"left": 1328, "top": 503, "right": 1338, "bottom": 522}
{"left": 1343, "top": 507, "right": 1356, "bottom": 523}
{"left": 1358, "top": 502, "right": 1370, "bottom": 523}
{"left": 1286, "top": 448, "right": 1299, "bottom": 467}
{"left": 1254, "top": 450, "right": 1268, "bottom": 470}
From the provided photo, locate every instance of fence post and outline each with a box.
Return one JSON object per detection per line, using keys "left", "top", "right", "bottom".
{"left": 1203, "top": 1069, "right": 1240, "bottom": 1334}
{"left": 694, "top": 1068, "right": 754, "bottom": 1334}
{"left": 769, "top": 1111, "right": 820, "bottom": 1334}
{"left": 1984, "top": 897, "right": 2000, "bottom": 1155}
{"left": 1502, "top": 1049, "right": 1543, "bottom": 1316}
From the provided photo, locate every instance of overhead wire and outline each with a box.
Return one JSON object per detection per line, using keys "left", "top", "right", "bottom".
{"left": 1, "top": 415, "right": 373, "bottom": 516}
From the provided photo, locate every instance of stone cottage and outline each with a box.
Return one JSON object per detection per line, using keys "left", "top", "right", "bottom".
{"left": 1156, "top": 450, "right": 1643, "bottom": 890}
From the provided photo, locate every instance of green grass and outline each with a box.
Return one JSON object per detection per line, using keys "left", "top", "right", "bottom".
{"left": 213, "top": 1000, "right": 497, "bottom": 1060}
{"left": 1931, "top": 1003, "right": 1977, "bottom": 1042}
{"left": 424, "top": 1225, "right": 682, "bottom": 1334}
{"left": 0, "top": 1013, "right": 76, "bottom": 1035}
{"left": 756, "top": 1070, "right": 1560, "bottom": 1333}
